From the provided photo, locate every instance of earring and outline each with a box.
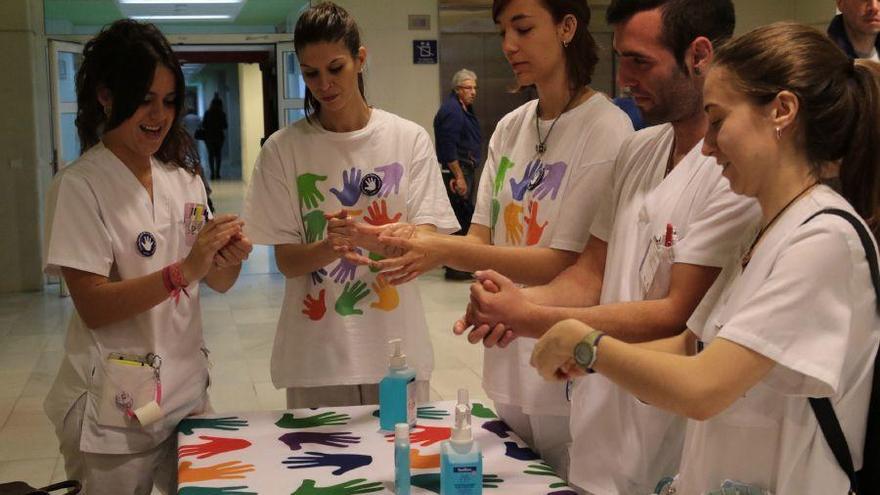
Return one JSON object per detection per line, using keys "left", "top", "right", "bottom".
{"left": 694, "top": 67, "right": 702, "bottom": 76}
{"left": 775, "top": 127, "right": 782, "bottom": 140}
{"left": 562, "top": 40, "right": 570, "bottom": 49}
{"left": 103, "top": 105, "right": 111, "bottom": 118}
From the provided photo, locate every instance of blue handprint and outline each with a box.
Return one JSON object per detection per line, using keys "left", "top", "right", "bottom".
{"left": 311, "top": 268, "right": 328, "bottom": 285}
{"left": 532, "top": 161, "right": 567, "bottom": 200}
{"left": 482, "top": 419, "right": 512, "bottom": 438}
{"left": 178, "top": 487, "right": 256, "bottom": 495}
{"left": 283, "top": 451, "right": 372, "bottom": 475}
{"left": 375, "top": 162, "right": 403, "bottom": 197}
{"left": 279, "top": 431, "right": 361, "bottom": 451}
{"left": 329, "top": 248, "right": 361, "bottom": 284}
{"left": 330, "top": 168, "right": 363, "bottom": 206}
{"left": 504, "top": 441, "right": 539, "bottom": 461}
{"left": 509, "top": 160, "right": 541, "bottom": 200}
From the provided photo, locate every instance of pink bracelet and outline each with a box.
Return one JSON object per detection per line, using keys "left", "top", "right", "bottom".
{"left": 161, "top": 262, "right": 190, "bottom": 304}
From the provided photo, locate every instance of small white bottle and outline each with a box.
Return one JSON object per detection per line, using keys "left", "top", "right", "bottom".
{"left": 395, "top": 423, "right": 411, "bottom": 495}
{"left": 440, "top": 389, "right": 482, "bottom": 495}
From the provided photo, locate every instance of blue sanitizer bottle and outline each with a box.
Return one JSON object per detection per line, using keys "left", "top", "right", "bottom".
{"left": 379, "top": 339, "right": 417, "bottom": 431}
{"left": 440, "top": 389, "right": 482, "bottom": 495}
{"left": 395, "top": 423, "right": 411, "bottom": 495}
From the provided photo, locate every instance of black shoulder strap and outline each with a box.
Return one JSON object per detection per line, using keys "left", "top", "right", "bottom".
{"left": 801, "top": 208, "right": 880, "bottom": 495}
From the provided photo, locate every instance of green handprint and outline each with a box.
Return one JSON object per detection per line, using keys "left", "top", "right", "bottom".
{"left": 297, "top": 173, "right": 328, "bottom": 210}
{"left": 417, "top": 405, "right": 450, "bottom": 420}
{"left": 291, "top": 479, "right": 383, "bottom": 495}
{"left": 303, "top": 210, "right": 328, "bottom": 243}
{"left": 494, "top": 157, "right": 515, "bottom": 196}
{"left": 178, "top": 486, "right": 256, "bottom": 495}
{"left": 335, "top": 281, "right": 371, "bottom": 316}
{"left": 524, "top": 462, "right": 567, "bottom": 488}
{"left": 368, "top": 252, "right": 384, "bottom": 273}
{"left": 178, "top": 417, "right": 249, "bottom": 435}
{"left": 483, "top": 473, "right": 504, "bottom": 489}
{"left": 471, "top": 403, "right": 497, "bottom": 419}
{"left": 275, "top": 411, "right": 351, "bottom": 429}
{"left": 490, "top": 198, "right": 501, "bottom": 231}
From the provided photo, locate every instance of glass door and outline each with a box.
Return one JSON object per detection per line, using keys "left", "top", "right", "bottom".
{"left": 49, "top": 40, "right": 83, "bottom": 172}
{"left": 276, "top": 41, "right": 306, "bottom": 127}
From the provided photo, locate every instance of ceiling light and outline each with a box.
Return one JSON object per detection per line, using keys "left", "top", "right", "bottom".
{"left": 131, "top": 14, "right": 232, "bottom": 20}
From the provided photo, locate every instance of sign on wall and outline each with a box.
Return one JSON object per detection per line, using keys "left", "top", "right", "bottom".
{"left": 412, "top": 40, "right": 438, "bottom": 64}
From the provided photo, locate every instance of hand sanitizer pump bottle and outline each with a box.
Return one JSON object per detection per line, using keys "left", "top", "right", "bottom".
{"left": 440, "top": 389, "right": 482, "bottom": 495}
{"left": 380, "top": 338, "right": 417, "bottom": 431}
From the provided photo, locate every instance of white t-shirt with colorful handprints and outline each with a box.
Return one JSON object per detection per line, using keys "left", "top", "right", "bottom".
{"left": 471, "top": 93, "right": 634, "bottom": 416}
{"left": 244, "top": 109, "right": 459, "bottom": 389}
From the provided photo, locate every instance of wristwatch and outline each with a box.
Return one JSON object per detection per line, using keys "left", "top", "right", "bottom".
{"left": 573, "top": 330, "right": 606, "bottom": 372}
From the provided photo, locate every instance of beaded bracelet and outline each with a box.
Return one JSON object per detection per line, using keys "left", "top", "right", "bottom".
{"left": 161, "top": 262, "right": 190, "bottom": 304}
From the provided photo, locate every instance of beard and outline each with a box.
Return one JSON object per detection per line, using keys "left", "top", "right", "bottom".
{"left": 640, "top": 65, "right": 702, "bottom": 125}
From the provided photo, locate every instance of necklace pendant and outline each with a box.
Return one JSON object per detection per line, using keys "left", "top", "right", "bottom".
{"left": 536, "top": 143, "right": 546, "bottom": 154}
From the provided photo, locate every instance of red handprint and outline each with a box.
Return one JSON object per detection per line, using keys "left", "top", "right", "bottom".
{"left": 178, "top": 436, "right": 252, "bottom": 459}
{"left": 364, "top": 199, "right": 402, "bottom": 226}
{"left": 302, "top": 289, "right": 326, "bottom": 321}
{"left": 386, "top": 425, "right": 451, "bottom": 447}
{"left": 524, "top": 200, "right": 549, "bottom": 246}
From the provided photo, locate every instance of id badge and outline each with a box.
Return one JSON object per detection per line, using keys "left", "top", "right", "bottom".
{"left": 184, "top": 202, "right": 208, "bottom": 246}
{"left": 96, "top": 353, "right": 163, "bottom": 428}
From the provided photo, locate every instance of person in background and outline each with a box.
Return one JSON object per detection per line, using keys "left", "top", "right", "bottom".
{"left": 42, "top": 19, "right": 251, "bottom": 494}
{"left": 201, "top": 93, "right": 227, "bottom": 180}
{"left": 828, "top": 0, "right": 880, "bottom": 61}
{"left": 433, "top": 68, "right": 482, "bottom": 280}
{"left": 182, "top": 105, "right": 213, "bottom": 212}
{"left": 532, "top": 22, "right": 880, "bottom": 494}
{"left": 242, "top": 1, "right": 458, "bottom": 409}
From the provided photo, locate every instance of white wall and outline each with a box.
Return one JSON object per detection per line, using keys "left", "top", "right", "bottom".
{"left": 333, "top": 0, "right": 441, "bottom": 139}
{"left": 238, "top": 63, "right": 264, "bottom": 185}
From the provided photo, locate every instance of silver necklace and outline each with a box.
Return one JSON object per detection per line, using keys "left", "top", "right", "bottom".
{"left": 535, "top": 90, "right": 578, "bottom": 156}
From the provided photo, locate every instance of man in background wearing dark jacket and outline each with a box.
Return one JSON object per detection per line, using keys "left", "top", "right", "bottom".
{"left": 828, "top": 0, "right": 880, "bottom": 60}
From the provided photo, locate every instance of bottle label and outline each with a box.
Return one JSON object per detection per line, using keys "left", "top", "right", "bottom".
{"left": 406, "top": 377, "right": 416, "bottom": 426}
{"left": 448, "top": 464, "right": 481, "bottom": 494}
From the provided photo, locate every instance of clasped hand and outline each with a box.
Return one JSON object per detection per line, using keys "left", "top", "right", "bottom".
{"left": 182, "top": 214, "right": 252, "bottom": 282}
{"left": 451, "top": 270, "right": 531, "bottom": 349}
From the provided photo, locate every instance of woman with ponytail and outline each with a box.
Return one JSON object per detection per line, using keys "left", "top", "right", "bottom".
{"left": 531, "top": 22, "right": 880, "bottom": 494}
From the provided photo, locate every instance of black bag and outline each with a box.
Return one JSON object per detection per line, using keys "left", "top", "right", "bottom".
{"left": 0, "top": 480, "right": 80, "bottom": 495}
{"left": 802, "top": 208, "right": 880, "bottom": 495}
{"left": 194, "top": 127, "right": 206, "bottom": 141}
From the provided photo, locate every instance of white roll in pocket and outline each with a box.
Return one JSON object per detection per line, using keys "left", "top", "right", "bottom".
{"left": 96, "top": 354, "right": 162, "bottom": 428}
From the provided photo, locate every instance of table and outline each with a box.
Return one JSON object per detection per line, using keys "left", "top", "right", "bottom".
{"left": 176, "top": 401, "right": 577, "bottom": 494}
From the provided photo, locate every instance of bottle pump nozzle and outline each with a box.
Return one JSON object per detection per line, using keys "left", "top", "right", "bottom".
{"left": 451, "top": 388, "right": 473, "bottom": 444}
{"left": 389, "top": 338, "right": 407, "bottom": 369}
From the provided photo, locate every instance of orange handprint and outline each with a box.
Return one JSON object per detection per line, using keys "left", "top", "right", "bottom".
{"left": 504, "top": 202, "right": 524, "bottom": 245}
{"left": 364, "top": 200, "right": 402, "bottom": 226}
{"left": 370, "top": 275, "right": 399, "bottom": 311}
{"left": 524, "top": 200, "right": 549, "bottom": 246}
{"left": 178, "top": 460, "right": 255, "bottom": 483}
{"left": 302, "top": 289, "right": 326, "bottom": 321}
{"left": 410, "top": 448, "right": 441, "bottom": 469}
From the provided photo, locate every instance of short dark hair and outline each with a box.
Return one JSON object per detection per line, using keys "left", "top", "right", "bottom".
{"left": 294, "top": 1, "right": 366, "bottom": 121}
{"left": 76, "top": 19, "right": 199, "bottom": 174}
{"left": 492, "top": 0, "right": 599, "bottom": 90}
{"left": 606, "top": 0, "right": 735, "bottom": 70}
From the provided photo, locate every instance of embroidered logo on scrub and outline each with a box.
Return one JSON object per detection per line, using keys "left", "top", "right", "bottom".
{"left": 360, "top": 173, "right": 383, "bottom": 196}
{"left": 136, "top": 231, "right": 157, "bottom": 257}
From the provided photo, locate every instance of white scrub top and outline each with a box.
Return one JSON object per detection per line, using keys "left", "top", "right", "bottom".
{"left": 677, "top": 185, "right": 879, "bottom": 494}
{"left": 569, "top": 124, "right": 761, "bottom": 494}
{"left": 43, "top": 142, "right": 211, "bottom": 454}
{"left": 471, "top": 93, "right": 634, "bottom": 416}
{"left": 243, "top": 109, "right": 458, "bottom": 389}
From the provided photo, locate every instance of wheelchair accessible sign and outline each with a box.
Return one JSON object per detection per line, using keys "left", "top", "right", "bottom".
{"left": 413, "top": 40, "right": 438, "bottom": 64}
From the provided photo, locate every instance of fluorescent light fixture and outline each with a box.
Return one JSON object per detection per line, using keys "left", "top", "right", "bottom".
{"left": 120, "top": 1, "right": 243, "bottom": 4}
{"left": 131, "top": 14, "right": 232, "bottom": 20}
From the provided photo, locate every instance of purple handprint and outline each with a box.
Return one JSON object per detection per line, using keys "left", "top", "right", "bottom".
{"left": 282, "top": 451, "right": 372, "bottom": 475}
{"left": 510, "top": 160, "right": 542, "bottom": 201}
{"left": 375, "top": 162, "right": 403, "bottom": 197}
{"left": 532, "top": 161, "right": 567, "bottom": 200}
{"left": 330, "top": 168, "right": 363, "bottom": 206}
{"left": 311, "top": 268, "right": 327, "bottom": 285}
{"left": 504, "top": 441, "right": 539, "bottom": 461}
{"left": 482, "top": 419, "right": 512, "bottom": 438}
{"left": 279, "top": 431, "right": 361, "bottom": 451}
{"left": 329, "top": 248, "right": 361, "bottom": 283}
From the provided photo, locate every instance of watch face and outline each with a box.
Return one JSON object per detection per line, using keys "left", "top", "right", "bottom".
{"left": 573, "top": 341, "right": 594, "bottom": 368}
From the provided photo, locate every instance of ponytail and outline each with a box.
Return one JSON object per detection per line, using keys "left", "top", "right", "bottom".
{"left": 840, "top": 61, "right": 880, "bottom": 236}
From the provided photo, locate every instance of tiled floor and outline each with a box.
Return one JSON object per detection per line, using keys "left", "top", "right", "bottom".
{"left": 0, "top": 181, "right": 485, "bottom": 488}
